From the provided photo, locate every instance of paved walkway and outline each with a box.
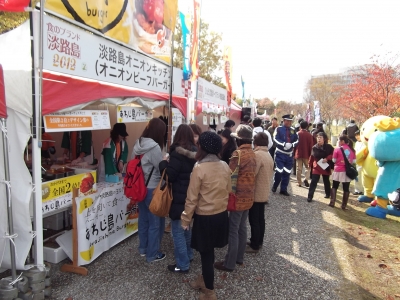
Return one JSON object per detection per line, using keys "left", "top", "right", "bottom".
{"left": 43, "top": 175, "right": 375, "bottom": 299}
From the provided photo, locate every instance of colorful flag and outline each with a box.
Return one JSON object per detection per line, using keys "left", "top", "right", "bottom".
{"left": 163, "top": 0, "right": 179, "bottom": 30}
{"left": 190, "top": 0, "right": 200, "bottom": 81}
{"left": 0, "top": 0, "right": 29, "bottom": 11}
{"left": 180, "top": 12, "right": 191, "bottom": 80}
{"left": 222, "top": 46, "right": 232, "bottom": 107}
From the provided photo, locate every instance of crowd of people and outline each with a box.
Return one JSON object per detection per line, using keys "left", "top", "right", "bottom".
{"left": 123, "top": 115, "right": 359, "bottom": 300}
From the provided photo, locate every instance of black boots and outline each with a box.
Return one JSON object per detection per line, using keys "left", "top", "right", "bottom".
{"left": 329, "top": 188, "right": 337, "bottom": 207}
{"left": 342, "top": 192, "right": 350, "bottom": 210}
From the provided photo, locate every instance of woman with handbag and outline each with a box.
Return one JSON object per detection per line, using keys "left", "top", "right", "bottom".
{"left": 132, "top": 118, "right": 166, "bottom": 263}
{"left": 214, "top": 125, "right": 257, "bottom": 272}
{"left": 159, "top": 124, "right": 197, "bottom": 274}
{"left": 307, "top": 132, "right": 335, "bottom": 202}
{"left": 181, "top": 131, "right": 231, "bottom": 300}
{"left": 330, "top": 135, "right": 356, "bottom": 209}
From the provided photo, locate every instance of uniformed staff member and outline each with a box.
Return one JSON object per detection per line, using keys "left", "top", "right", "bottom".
{"left": 271, "top": 114, "right": 299, "bottom": 196}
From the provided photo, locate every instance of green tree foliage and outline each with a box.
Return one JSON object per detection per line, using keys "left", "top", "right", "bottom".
{"left": 173, "top": 16, "right": 225, "bottom": 88}
{"left": 0, "top": 11, "right": 29, "bottom": 34}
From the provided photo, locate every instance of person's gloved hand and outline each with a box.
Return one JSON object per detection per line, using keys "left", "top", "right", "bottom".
{"left": 284, "top": 143, "right": 292, "bottom": 150}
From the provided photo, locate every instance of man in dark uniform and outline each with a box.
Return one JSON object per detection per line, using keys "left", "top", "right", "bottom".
{"left": 272, "top": 114, "right": 299, "bottom": 196}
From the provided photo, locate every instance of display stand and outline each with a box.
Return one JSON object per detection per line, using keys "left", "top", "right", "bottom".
{"left": 60, "top": 188, "right": 88, "bottom": 276}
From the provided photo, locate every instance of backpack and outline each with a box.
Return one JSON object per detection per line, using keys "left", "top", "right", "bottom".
{"left": 123, "top": 155, "right": 154, "bottom": 202}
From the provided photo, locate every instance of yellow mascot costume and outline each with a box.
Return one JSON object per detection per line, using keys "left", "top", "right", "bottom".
{"left": 356, "top": 116, "right": 392, "bottom": 202}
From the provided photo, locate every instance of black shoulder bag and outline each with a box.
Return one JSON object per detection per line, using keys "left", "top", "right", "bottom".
{"left": 339, "top": 147, "right": 358, "bottom": 180}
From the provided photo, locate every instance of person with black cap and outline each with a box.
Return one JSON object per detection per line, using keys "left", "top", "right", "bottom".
{"left": 181, "top": 131, "right": 231, "bottom": 300}
{"left": 271, "top": 114, "right": 299, "bottom": 196}
{"left": 98, "top": 123, "right": 129, "bottom": 182}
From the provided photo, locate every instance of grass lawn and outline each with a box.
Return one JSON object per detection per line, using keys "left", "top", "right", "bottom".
{"left": 325, "top": 186, "right": 400, "bottom": 299}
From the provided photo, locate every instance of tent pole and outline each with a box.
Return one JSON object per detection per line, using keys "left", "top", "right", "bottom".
{"left": 167, "top": 34, "right": 174, "bottom": 151}
{"left": 30, "top": 0, "right": 45, "bottom": 269}
{"left": 1, "top": 118, "right": 17, "bottom": 280}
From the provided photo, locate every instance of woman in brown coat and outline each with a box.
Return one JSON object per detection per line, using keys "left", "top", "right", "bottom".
{"left": 246, "top": 132, "right": 274, "bottom": 253}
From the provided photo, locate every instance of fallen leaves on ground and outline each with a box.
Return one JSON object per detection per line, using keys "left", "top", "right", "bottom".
{"left": 379, "top": 263, "right": 388, "bottom": 269}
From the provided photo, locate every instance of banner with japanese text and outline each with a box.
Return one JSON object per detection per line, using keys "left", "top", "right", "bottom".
{"left": 197, "top": 77, "right": 227, "bottom": 108}
{"left": 43, "top": 110, "right": 110, "bottom": 132}
{"left": 42, "top": 171, "right": 97, "bottom": 215}
{"left": 42, "top": 15, "right": 187, "bottom": 98}
{"left": 74, "top": 182, "right": 137, "bottom": 265}
{"left": 117, "top": 105, "right": 153, "bottom": 123}
{"left": 44, "top": 0, "right": 178, "bottom": 63}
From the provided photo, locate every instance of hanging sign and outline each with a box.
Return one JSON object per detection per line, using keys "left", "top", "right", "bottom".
{"left": 171, "top": 107, "right": 183, "bottom": 142}
{"left": 117, "top": 105, "right": 153, "bottom": 123}
{"left": 43, "top": 110, "right": 110, "bottom": 132}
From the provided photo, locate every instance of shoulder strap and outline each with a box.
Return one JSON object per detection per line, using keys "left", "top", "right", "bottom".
{"left": 339, "top": 147, "right": 350, "bottom": 166}
{"left": 139, "top": 153, "right": 154, "bottom": 186}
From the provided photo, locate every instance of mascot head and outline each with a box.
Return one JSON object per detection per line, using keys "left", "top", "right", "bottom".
{"left": 360, "top": 115, "right": 392, "bottom": 146}
{"left": 369, "top": 117, "right": 400, "bottom": 161}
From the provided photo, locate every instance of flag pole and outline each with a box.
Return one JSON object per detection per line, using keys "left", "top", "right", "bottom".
{"left": 193, "top": 0, "right": 202, "bottom": 122}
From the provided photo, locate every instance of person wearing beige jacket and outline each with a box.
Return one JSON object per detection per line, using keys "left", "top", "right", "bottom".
{"left": 181, "top": 131, "right": 231, "bottom": 300}
{"left": 246, "top": 132, "right": 274, "bottom": 253}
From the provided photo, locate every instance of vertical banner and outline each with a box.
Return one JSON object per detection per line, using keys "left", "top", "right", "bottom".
{"left": 305, "top": 104, "right": 311, "bottom": 123}
{"left": 180, "top": 12, "right": 192, "bottom": 80}
{"left": 313, "top": 101, "right": 321, "bottom": 123}
{"left": 223, "top": 46, "right": 232, "bottom": 108}
{"left": 190, "top": 0, "right": 200, "bottom": 81}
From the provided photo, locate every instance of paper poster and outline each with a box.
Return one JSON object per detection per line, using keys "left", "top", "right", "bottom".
{"left": 171, "top": 107, "right": 183, "bottom": 142}
{"left": 73, "top": 182, "right": 137, "bottom": 265}
{"left": 44, "top": 110, "right": 110, "bottom": 132}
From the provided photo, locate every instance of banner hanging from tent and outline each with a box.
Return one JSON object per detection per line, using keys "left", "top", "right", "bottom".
{"left": 0, "top": 65, "right": 6, "bottom": 118}
{"left": 117, "top": 105, "right": 153, "bottom": 123}
{"left": 223, "top": 46, "right": 232, "bottom": 108}
{"left": 44, "top": 0, "right": 179, "bottom": 63}
{"left": 180, "top": 12, "right": 191, "bottom": 81}
{"left": 0, "top": 0, "right": 29, "bottom": 12}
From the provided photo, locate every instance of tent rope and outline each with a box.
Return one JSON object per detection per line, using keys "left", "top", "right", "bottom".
{"left": 8, "top": 272, "right": 23, "bottom": 286}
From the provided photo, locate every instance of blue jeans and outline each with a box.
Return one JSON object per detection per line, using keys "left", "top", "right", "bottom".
{"left": 171, "top": 219, "right": 193, "bottom": 271}
{"left": 137, "top": 188, "right": 165, "bottom": 262}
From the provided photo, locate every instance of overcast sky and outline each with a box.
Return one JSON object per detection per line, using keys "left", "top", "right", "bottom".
{"left": 186, "top": 0, "right": 400, "bottom": 103}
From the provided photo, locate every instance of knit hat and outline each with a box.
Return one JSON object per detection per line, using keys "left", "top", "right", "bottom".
{"left": 199, "top": 131, "right": 222, "bottom": 154}
{"left": 230, "top": 124, "right": 253, "bottom": 141}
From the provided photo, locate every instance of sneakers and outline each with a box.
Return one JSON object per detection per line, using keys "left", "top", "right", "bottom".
{"left": 271, "top": 186, "right": 277, "bottom": 193}
{"left": 167, "top": 264, "right": 189, "bottom": 273}
{"left": 151, "top": 253, "right": 166, "bottom": 262}
{"left": 303, "top": 179, "right": 309, "bottom": 187}
{"left": 214, "top": 261, "right": 233, "bottom": 272}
